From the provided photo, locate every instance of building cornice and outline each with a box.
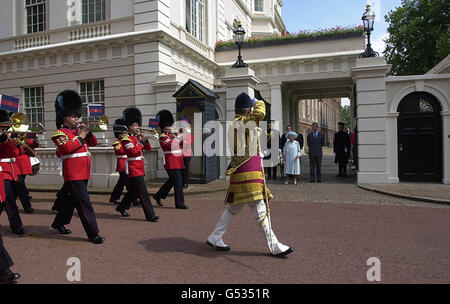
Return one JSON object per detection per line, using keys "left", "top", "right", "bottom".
{"left": 218, "top": 50, "right": 362, "bottom": 67}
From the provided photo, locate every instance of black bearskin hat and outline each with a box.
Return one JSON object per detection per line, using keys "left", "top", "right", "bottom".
{"left": 157, "top": 110, "right": 174, "bottom": 130}
{"left": 113, "top": 118, "right": 127, "bottom": 138}
{"left": 122, "top": 107, "right": 142, "bottom": 127}
{"left": 55, "top": 90, "right": 83, "bottom": 128}
{"left": 0, "top": 110, "right": 9, "bottom": 124}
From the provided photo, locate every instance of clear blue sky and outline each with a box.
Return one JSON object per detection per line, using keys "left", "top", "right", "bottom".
{"left": 282, "top": 0, "right": 403, "bottom": 53}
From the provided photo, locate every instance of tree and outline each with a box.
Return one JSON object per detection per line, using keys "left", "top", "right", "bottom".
{"left": 342, "top": 105, "right": 351, "bottom": 128}
{"left": 384, "top": 0, "right": 450, "bottom": 76}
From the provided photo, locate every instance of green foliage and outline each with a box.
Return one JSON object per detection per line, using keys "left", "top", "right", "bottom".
{"left": 384, "top": 0, "right": 450, "bottom": 75}
{"left": 342, "top": 105, "right": 351, "bottom": 128}
{"left": 216, "top": 26, "right": 364, "bottom": 49}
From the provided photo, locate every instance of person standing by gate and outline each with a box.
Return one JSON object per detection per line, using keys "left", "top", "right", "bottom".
{"left": 307, "top": 122, "right": 325, "bottom": 183}
{"left": 334, "top": 122, "right": 351, "bottom": 177}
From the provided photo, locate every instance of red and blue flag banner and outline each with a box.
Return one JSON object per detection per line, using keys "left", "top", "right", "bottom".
{"left": 0, "top": 95, "right": 20, "bottom": 113}
{"left": 182, "top": 117, "right": 190, "bottom": 123}
{"left": 88, "top": 104, "right": 104, "bottom": 117}
{"left": 148, "top": 118, "right": 160, "bottom": 129}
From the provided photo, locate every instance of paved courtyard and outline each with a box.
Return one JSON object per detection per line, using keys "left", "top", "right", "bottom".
{"left": 1, "top": 174, "right": 449, "bottom": 284}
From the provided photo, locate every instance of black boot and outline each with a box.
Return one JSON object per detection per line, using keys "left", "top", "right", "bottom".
{"left": 152, "top": 195, "right": 163, "bottom": 207}
{"left": 51, "top": 224, "right": 72, "bottom": 235}
{"left": 0, "top": 268, "right": 21, "bottom": 284}
{"left": 115, "top": 206, "right": 130, "bottom": 217}
{"left": 89, "top": 234, "right": 105, "bottom": 244}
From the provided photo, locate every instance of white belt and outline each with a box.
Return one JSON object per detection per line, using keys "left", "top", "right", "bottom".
{"left": 1, "top": 158, "right": 16, "bottom": 163}
{"left": 59, "top": 152, "right": 90, "bottom": 176}
{"left": 125, "top": 156, "right": 144, "bottom": 175}
{"left": 164, "top": 150, "right": 182, "bottom": 154}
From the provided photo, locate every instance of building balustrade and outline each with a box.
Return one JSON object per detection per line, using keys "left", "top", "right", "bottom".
{"left": 14, "top": 34, "right": 50, "bottom": 50}
{"left": 69, "top": 23, "right": 112, "bottom": 41}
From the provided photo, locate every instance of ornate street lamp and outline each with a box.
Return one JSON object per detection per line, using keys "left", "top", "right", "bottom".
{"left": 360, "top": 4, "right": 379, "bottom": 58}
{"left": 232, "top": 21, "right": 248, "bottom": 69}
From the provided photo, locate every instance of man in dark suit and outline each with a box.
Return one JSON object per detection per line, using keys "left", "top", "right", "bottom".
{"left": 334, "top": 122, "right": 351, "bottom": 177}
{"left": 307, "top": 122, "right": 325, "bottom": 183}
{"left": 295, "top": 129, "right": 304, "bottom": 150}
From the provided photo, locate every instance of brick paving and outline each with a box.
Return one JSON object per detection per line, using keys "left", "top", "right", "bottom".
{"left": 1, "top": 155, "right": 448, "bottom": 284}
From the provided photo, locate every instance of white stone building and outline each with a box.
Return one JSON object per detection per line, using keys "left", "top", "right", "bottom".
{"left": 0, "top": 1, "right": 447, "bottom": 186}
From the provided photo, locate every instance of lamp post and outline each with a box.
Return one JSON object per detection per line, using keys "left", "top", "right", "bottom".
{"left": 360, "top": 4, "right": 379, "bottom": 58}
{"left": 231, "top": 21, "right": 248, "bottom": 69}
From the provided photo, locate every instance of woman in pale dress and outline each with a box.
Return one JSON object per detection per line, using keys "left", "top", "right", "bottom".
{"left": 283, "top": 131, "right": 301, "bottom": 185}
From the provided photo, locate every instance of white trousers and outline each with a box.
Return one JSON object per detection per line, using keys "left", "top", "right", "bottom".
{"left": 207, "top": 200, "right": 290, "bottom": 255}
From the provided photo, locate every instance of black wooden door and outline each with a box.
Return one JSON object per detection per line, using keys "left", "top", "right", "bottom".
{"left": 398, "top": 93, "right": 442, "bottom": 182}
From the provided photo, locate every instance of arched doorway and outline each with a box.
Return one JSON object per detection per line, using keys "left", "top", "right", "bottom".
{"left": 397, "top": 92, "right": 442, "bottom": 182}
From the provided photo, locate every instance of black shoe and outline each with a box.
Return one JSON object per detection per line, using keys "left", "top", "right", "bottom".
{"left": 24, "top": 208, "right": 35, "bottom": 214}
{"left": 336, "top": 174, "right": 342, "bottom": 177}
{"left": 132, "top": 201, "right": 141, "bottom": 207}
{"left": 115, "top": 207, "right": 130, "bottom": 217}
{"left": 147, "top": 215, "right": 160, "bottom": 222}
{"left": 0, "top": 268, "right": 21, "bottom": 284}
{"left": 153, "top": 196, "right": 163, "bottom": 207}
{"left": 183, "top": 184, "right": 188, "bottom": 189}
{"left": 176, "top": 205, "right": 189, "bottom": 210}
{"left": 317, "top": 180, "right": 322, "bottom": 183}
{"left": 310, "top": 179, "right": 315, "bottom": 183}
{"left": 206, "top": 241, "right": 230, "bottom": 251}
{"left": 13, "top": 227, "right": 26, "bottom": 236}
{"left": 109, "top": 198, "right": 119, "bottom": 205}
{"left": 51, "top": 224, "right": 72, "bottom": 235}
{"left": 274, "top": 247, "right": 294, "bottom": 257}
{"left": 89, "top": 235, "right": 105, "bottom": 244}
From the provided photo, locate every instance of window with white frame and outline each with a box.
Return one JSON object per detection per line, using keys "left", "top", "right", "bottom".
{"left": 186, "top": 0, "right": 205, "bottom": 42}
{"left": 82, "top": 0, "right": 106, "bottom": 24}
{"left": 254, "top": 0, "right": 264, "bottom": 12}
{"left": 79, "top": 80, "right": 105, "bottom": 122}
{"left": 25, "top": 0, "right": 47, "bottom": 34}
{"left": 23, "top": 87, "right": 45, "bottom": 127}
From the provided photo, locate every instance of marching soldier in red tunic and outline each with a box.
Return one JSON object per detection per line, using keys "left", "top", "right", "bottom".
{"left": 0, "top": 157, "right": 21, "bottom": 283}
{"left": 13, "top": 134, "right": 39, "bottom": 214}
{"left": 115, "top": 107, "right": 159, "bottom": 222}
{"left": 0, "top": 151, "right": 21, "bottom": 283}
{"left": 0, "top": 110, "right": 26, "bottom": 235}
{"left": 152, "top": 111, "right": 188, "bottom": 209}
{"left": 50, "top": 90, "right": 105, "bottom": 244}
{"left": 109, "top": 119, "right": 131, "bottom": 205}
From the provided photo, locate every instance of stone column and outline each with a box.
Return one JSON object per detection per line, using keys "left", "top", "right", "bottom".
{"left": 351, "top": 57, "right": 392, "bottom": 184}
{"left": 270, "top": 82, "right": 283, "bottom": 131}
{"left": 219, "top": 67, "right": 260, "bottom": 122}
{"left": 385, "top": 112, "right": 399, "bottom": 183}
{"left": 134, "top": 0, "right": 170, "bottom": 32}
{"left": 442, "top": 111, "right": 450, "bottom": 184}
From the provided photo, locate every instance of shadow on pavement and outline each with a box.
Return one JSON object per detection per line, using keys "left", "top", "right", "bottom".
{"left": 1, "top": 225, "right": 88, "bottom": 243}
{"left": 139, "top": 237, "right": 269, "bottom": 258}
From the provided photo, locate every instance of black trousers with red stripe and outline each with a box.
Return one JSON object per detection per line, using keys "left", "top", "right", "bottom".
{"left": 154, "top": 169, "right": 186, "bottom": 208}
{"left": 1, "top": 180, "right": 24, "bottom": 232}
{"left": 52, "top": 180, "right": 99, "bottom": 238}
{"left": 0, "top": 233, "right": 13, "bottom": 272}
{"left": 17, "top": 175, "right": 32, "bottom": 211}
{"left": 110, "top": 172, "right": 131, "bottom": 202}
{"left": 118, "top": 176, "right": 156, "bottom": 220}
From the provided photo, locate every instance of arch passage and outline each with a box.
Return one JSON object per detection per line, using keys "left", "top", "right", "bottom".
{"left": 397, "top": 92, "right": 442, "bottom": 182}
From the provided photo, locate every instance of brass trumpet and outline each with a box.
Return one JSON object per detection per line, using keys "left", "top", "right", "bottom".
{"left": 78, "top": 114, "right": 109, "bottom": 131}
{"left": 0, "top": 112, "right": 30, "bottom": 133}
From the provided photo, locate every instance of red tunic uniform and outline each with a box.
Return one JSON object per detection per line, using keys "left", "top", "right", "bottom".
{"left": 14, "top": 139, "right": 33, "bottom": 176}
{"left": 0, "top": 138, "right": 21, "bottom": 181}
{"left": 52, "top": 128, "right": 98, "bottom": 182}
{"left": 121, "top": 135, "right": 151, "bottom": 178}
{"left": 112, "top": 140, "right": 127, "bottom": 173}
{"left": 159, "top": 133, "right": 184, "bottom": 170}
{"left": 182, "top": 133, "right": 193, "bottom": 158}
{"left": 0, "top": 168, "right": 5, "bottom": 203}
